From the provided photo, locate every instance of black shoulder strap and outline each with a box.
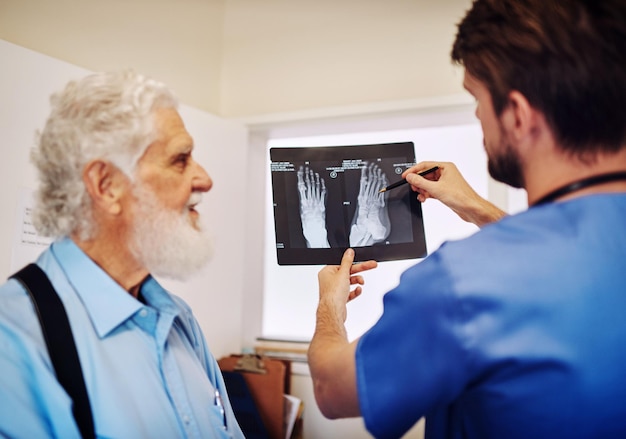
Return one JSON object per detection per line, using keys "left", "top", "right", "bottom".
{"left": 10, "top": 264, "right": 96, "bottom": 439}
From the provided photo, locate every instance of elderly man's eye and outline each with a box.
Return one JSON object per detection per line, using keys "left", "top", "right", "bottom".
{"left": 175, "top": 153, "right": 190, "bottom": 167}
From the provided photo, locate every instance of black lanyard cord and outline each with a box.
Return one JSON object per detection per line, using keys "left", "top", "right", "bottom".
{"left": 533, "top": 171, "right": 626, "bottom": 206}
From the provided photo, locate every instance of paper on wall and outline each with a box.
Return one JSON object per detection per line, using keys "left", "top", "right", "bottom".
{"left": 11, "top": 187, "right": 53, "bottom": 272}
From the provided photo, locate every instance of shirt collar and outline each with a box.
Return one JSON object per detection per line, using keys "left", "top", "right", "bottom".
{"left": 139, "top": 275, "right": 180, "bottom": 317}
{"left": 48, "top": 237, "right": 177, "bottom": 338}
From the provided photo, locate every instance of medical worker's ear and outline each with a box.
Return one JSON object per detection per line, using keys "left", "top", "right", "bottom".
{"left": 501, "top": 90, "right": 545, "bottom": 144}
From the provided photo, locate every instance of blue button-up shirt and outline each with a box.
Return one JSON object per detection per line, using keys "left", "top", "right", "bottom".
{"left": 0, "top": 237, "right": 244, "bottom": 438}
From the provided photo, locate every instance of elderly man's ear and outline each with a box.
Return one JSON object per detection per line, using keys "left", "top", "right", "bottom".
{"left": 83, "top": 160, "right": 129, "bottom": 216}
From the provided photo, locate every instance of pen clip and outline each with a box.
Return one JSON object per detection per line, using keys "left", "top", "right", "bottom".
{"left": 215, "top": 389, "right": 228, "bottom": 430}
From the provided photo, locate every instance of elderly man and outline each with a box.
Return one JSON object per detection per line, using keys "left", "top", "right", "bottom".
{"left": 308, "top": 0, "right": 626, "bottom": 438}
{"left": 0, "top": 71, "right": 244, "bottom": 438}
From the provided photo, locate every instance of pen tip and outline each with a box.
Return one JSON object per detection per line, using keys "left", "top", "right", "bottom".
{"left": 378, "top": 188, "right": 386, "bottom": 193}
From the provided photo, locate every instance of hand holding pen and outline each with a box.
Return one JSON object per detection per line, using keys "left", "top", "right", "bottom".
{"left": 379, "top": 166, "right": 439, "bottom": 193}
{"left": 401, "top": 161, "right": 506, "bottom": 227}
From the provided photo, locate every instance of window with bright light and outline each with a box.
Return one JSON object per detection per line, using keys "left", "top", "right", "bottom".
{"left": 262, "top": 121, "right": 488, "bottom": 342}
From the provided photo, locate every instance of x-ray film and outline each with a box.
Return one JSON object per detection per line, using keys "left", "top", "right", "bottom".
{"left": 269, "top": 142, "right": 427, "bottom": 265}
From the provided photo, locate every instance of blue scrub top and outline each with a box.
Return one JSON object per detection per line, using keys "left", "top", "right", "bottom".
{"left": 356, "top": 194, "right": 626, "bottom": 439}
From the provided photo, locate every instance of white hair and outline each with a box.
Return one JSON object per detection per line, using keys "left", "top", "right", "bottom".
{"left": 31, "top": 70, "right": 179, "bottom": 240}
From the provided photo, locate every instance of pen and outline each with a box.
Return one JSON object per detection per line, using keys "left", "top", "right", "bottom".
{"left": 379, "top": 166, "right": 440, "bottom": 193}
{"left": 215, "top": 389, "right": 227, "bottom": 430}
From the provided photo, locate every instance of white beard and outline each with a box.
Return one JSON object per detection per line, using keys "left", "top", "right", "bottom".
{"left": 129, "top": 184, "right": 214, "bottom": 280}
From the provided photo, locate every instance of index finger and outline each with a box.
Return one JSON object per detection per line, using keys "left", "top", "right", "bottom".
{"left": 350, "top": 259, "right": 378, "bottom": 275}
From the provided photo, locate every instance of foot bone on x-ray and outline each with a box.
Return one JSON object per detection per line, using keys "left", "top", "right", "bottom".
{"left": 349, "top": 162, "right": 391, "bottom": 247}
{"left": 297, "top": 166, "right": 330, "bottom": 248}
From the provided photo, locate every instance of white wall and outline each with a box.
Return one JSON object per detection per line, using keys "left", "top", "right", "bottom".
{"left": 221, "top": 0, "right": 471, "bottom": 117}
{"left": 0, "top": 0, "right": 225, "bottom": 114}
{"left": 0, "top": 40, "right": 248, "bottom": 360}
{"left": 0, "top": 0, "right": 472, "bottom": 118}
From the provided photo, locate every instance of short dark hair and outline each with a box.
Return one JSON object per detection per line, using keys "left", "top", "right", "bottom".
{"left": 452, "top": 0, "right": 626, "bottom": 156}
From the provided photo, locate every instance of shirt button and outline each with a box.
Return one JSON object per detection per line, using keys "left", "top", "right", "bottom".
{"left": 183, "top": 415, "right": 190, "bottom": 424}
{"left": 139, "top": 309, "right": 148, "bottom": 318}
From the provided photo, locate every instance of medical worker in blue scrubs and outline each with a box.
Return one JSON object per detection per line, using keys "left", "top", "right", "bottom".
{"left": 307, "top": 0, "right": 626, "bottom": 438}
